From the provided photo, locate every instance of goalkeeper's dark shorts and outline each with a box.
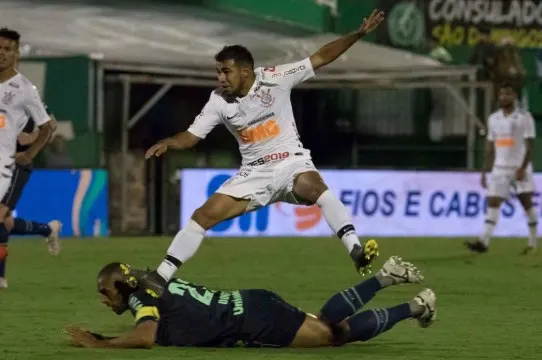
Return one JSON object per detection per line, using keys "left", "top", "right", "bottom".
{"left": 239, "top": 289, "right": 306, "bottom": 348}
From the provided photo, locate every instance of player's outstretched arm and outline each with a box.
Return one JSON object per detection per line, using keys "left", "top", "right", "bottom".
{"left": 309, "top": 9, "right": 385, "bottom": 70}
{"left": 65, "top": 321, "right": 157, "bottom": 349}
{"left": 145, "top": 131, "right": 201, "bottom": 159}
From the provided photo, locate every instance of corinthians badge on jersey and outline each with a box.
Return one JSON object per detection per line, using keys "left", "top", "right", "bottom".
{"left": 1, "top": 92, "right": 15, "bottom": 106}
{"left": 257, "top": 88, "right": 275, "bottom": 108}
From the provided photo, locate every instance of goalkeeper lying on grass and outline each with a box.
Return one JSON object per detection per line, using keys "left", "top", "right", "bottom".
{"left": 65, "top": 257, "right": 436, "bottom": 349}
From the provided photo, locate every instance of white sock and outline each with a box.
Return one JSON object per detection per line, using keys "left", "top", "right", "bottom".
{"left": 526, "top": 207, "right": 538, "bottom": 248}
{"left": 316, "top": 190, "right": 360, "bottom": 253}
{"left": 157, "top": 220, "right": 206, "bottom": 281}
{"left": 481, "top": 207, "right": 499, "bottom": 246}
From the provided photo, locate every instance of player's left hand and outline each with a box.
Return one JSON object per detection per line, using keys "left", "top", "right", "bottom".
{"left": 515, "top": 167, "right": 526, "bottom": 181}
{"left": 65, "top": 325, "right": 102, "bottom": 348}
{"left": 358, "top": 9, "right": 385, "bottom": 36}
{"left": 15, "top": 151, "right": 33, "bottom": 165}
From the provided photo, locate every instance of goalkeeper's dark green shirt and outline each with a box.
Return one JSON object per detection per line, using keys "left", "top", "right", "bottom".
{"left": 128, "top": 279, "right": 246, "bottom": 347}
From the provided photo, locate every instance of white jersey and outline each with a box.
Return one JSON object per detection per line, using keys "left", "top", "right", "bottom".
{"left": 487, "top": 108, "right": 536, "bottom": 169}
{"left": 0, "top": 73, "right": 50, "bottom": 158}
{"left": 187, "top": 58, "right": 315, "bottom": 165}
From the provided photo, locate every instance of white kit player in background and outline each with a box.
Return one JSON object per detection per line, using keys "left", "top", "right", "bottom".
{"left": 465, "top": 83, "right": 537, "bottom": 254}
{"left": 135, "top": 10, "right": 386, "bottom": 297}
{"left": 0, "top": 28, "right": 55, "bottom": 269}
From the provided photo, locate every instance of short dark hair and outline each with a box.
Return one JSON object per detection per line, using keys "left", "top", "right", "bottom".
{"left": 499, "top": 82, "right": 517, "bottom": 93}
{"left": 215, "top": 45, "right": 254, "bottom": 68}
{"left": 98, "top": 262, "right": 123, "bottom": 279}
{"left": 0, "top": 28, "right": 20, "bottom": 43}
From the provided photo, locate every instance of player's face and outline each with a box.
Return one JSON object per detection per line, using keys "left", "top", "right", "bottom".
{"left": 216, "top": 59, "right": 249, "bottom": 96}
{"left": 498, "top": 87, "right": 517, "bottom": 108}
{"left": 97, "top": 278, "right": 128, "bottom": 315}
{"left": 0, "top": 37, "right": 19, "bottom": 72}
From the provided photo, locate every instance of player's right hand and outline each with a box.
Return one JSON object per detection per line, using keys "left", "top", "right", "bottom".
{"left": 145, "top": 142, "right": 168, "bottom": 159}
{"left": 65, "top": 325, "right": 101, "bottom": 348}
{"left": 480, "top": 174, "right": 487, "bottom": 189}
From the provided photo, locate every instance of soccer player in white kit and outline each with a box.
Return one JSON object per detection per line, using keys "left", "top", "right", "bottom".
{"left": 0, "top": 28, "right": 55, "bottom": 267}
{"left": 465, "top": 83, "right": 538, "bottom": 254}
{"left": 137, "top": 10, "right": 385, "bottom": 296}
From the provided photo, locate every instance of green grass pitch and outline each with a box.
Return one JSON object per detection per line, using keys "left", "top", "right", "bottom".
{"left": 1, "top": 236, "right": 541, "bottom": 360}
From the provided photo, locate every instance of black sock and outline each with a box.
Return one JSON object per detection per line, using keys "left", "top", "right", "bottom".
{"left": 320, "top": 276, "right": 382, "bottom": 324}
{"left": 0, "top": 223, "right": 8, "bottom": 245}
{"left": 0, "top": 258, "right": 6, "bottom": 278}
{"left": 0, "top": 222, "right": 9, "bottom": 279}
{"left": 11, "top": 218, "right": 51, "bottom": 237}
{"left": 164, "top": 255, "right": 182, "bottom": 268}
{"left": 346, "top": 303, "right": 412, "bottom": 343}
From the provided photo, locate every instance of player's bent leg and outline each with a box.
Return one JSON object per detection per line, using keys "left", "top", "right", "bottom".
{"left": 191, "top": 193, "right": 253, "bottom": 230}
{"left": 292, "top": 171, "right": 378, "bottom": 275}
{"left": 138, "top": 194, "right": 251, "bottom": 297}
{"left": 6, "top": 216, "right": 62, "bottom": 255}
{"left": 291, "top": 170, "right": 328, "bottom": 205}
{"left": 337, "top": 288, "right": 436, "bottom": 345}
{"left": 517, "top": 192, "right": 538, "bottom": 253}
{"left": 288, "top": 316, "right": 334, "bottom": 348}
{"left": 291, "top": 288, "right": 436, "bottom": 348}
{"left": 161, "top": 193, "right": 250, "bottom": 272}
{"left": 319, "top": 256, "right": 424, "bottom": 325}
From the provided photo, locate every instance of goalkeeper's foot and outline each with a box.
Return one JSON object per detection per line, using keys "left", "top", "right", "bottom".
{"left": 350, "top": 239, "right": 379, "bottom": 276}
{"left": 378, "top": 256, "right": 424, "bottom": 285}
{"left": 412, "top": 288, "right": 437, "bottom": 328}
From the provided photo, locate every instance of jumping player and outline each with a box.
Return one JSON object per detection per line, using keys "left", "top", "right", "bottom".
{"left": 139, "top": 9, "right": 386, "bottom": 295}
{"left": 466, "top": 83, "right": 538, "bottom": 254}
{"left": 0, "top": 27, "right": 55, "bottom": 275}
{"left": 65, "top": 257, "right": 436, "bottom": 349}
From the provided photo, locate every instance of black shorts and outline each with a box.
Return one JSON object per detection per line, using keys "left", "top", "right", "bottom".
{"left": 1, "top": 165, "right": 32, "bottom": 210}
{"left": 239, "top": 289, "right": 306, "bottom": 348}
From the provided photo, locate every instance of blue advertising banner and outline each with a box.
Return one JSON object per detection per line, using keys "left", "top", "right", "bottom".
{"left": 12, "top": 169, "right": 109, "bottom": 237}
{"left": 180, "top": 169, "right": 542, "bottom": 237}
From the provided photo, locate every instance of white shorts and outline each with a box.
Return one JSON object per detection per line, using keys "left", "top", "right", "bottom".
{"left": 488, "top": 167, "right": 536, "bottom": 199}
{"left": 216, "top": 153, "right": 318, "bottom": 211}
